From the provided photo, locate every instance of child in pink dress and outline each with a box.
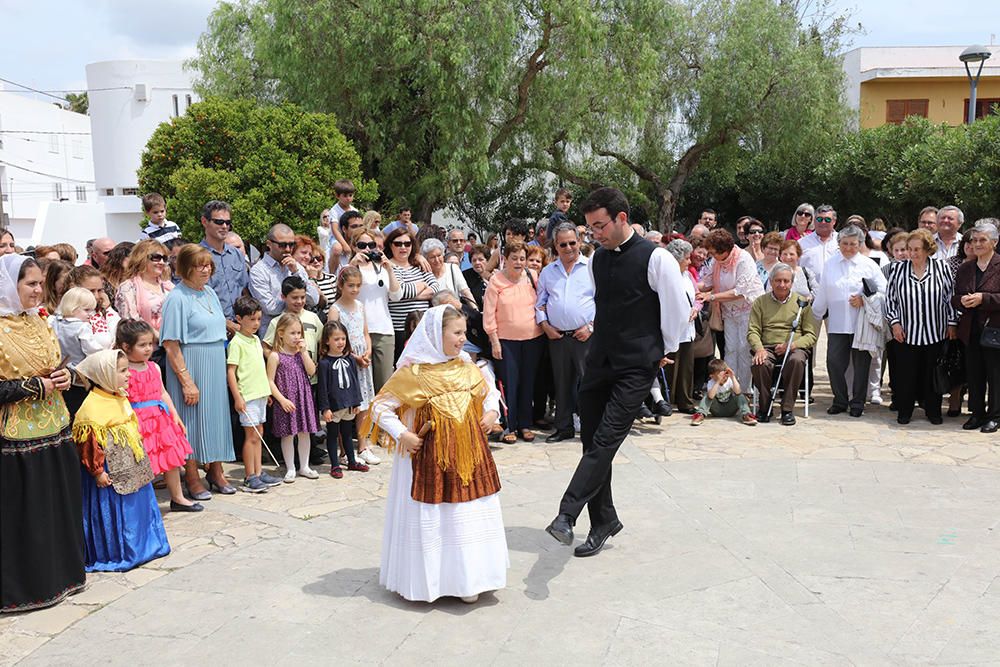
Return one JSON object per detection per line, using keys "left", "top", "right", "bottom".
{"left": 116, "top": 318, "right": 201, "bottom": 512}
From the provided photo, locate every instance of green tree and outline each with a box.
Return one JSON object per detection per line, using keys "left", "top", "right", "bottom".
{"left": 531, "top": 0, "right": 852, "bottom": 231}
{"left": 137, "top": 98, "right": 376, "bottom": 244}
{"left": 188, "top": 0, "right": 643, "bottom": 222}
{"left": 63, "top": 92, "right": 89, "bottom": 115}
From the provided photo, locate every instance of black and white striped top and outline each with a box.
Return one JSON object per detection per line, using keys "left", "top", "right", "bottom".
{"left": 387, "top": 264, "right": 439, "bottom": 332}
{"left": 885, "top": 258, "right": 959, "bottom": 345}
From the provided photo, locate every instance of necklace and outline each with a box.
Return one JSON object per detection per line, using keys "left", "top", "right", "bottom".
{"left": 193, "top": 290, "right": 214, "bottom": 314}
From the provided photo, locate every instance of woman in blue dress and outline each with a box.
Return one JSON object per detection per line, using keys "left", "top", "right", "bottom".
{"left": 160, "top": 244, "right": 235, "bottom": 499}
{"left": 72, "top": 349, "right": 170, "bottom": 571}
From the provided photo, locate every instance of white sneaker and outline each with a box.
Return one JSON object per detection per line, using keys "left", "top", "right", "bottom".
{"left": 358, "top": 448, "right": 381, "bottom": 465}
{"left": 870, "top": 393, "right": 883, "bottom": 405}
{"left": 573, "top": 414, "right": 581, "bottom": 434}
{"left": 339, "top": 454, "right": 348, "bottom": 466}
{"left": 283, "top": 468, "right": 296, "bottom": 483}
{"left": 460, "top": 594, "right": 479, "bottom": 604}
{"left": 297, "top": 467, "right": 319, "bottom": 480}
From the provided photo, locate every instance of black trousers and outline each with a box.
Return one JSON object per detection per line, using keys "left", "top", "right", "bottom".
{"left": 826, "top": 333, "right": 871, "bottom": 411}
{"left": 496, "top": 337, "right": 544, "bottom": 431}
{"left": 548, "top": 335, "right": 590, "bottom": 432}
{"left": 532, "top": 341, "right": 555, "bottom": 422}
{"left": 667, "top": 341, "right": 695, "bottom": 411}
{"left": 966, "top": 332, "right": 1000, "bottom": 421}
{"left": 558, "top": 361, "right": 656, "bottom": 528}
{"left": 894, "top": 341, "right": 943, "bottom": 421}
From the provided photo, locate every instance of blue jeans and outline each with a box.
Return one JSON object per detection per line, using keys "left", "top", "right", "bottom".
{"left": 496, "top": 336, "right": 544, "bottom": 431}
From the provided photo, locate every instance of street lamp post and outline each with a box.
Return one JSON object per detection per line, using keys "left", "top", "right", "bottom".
{"left": 960, "top": 45, "right": 993, "bottom": 124}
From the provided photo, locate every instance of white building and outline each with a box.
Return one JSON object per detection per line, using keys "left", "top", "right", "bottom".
{"left": 0, "top": 83, "right": 96, "bottom": 242}
{"left": 0, "top": 60, "right": 198, "bottom": 256}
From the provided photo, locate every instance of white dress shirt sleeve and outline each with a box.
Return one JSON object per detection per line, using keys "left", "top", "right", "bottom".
{"left": 647, "top": 247, "right": 689, "bottom": 356}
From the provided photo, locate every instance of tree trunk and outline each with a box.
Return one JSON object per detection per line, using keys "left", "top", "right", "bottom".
{"left": 414, "top": 198, "right": 437, "bottom": 226}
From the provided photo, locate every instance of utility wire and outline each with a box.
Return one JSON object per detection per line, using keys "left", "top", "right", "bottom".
{"left": 0, "top": 160, "right": 95, "bottom": 183}
{"left": 0, "top": 130, "right": 92, "bottom": 135}
{"left": 0, "top": 76, "right": 69, "bottom": 102}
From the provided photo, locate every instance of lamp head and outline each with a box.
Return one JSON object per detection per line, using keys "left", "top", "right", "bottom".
{"left": 959, "top": 45, "right": 992, "bottom": 64}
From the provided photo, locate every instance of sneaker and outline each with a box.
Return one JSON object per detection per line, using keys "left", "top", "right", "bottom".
{"left": 691, "top": 413, "right": 705, "bottom": 426}
{"left": 573, "top": 413, "right": 581, "bottom": 434}
{"left": 870, "top": 393, "right": 883, "bottom": 406}
{"left": 259, "top": 472, "right": 284, "bottom": 487}
{"left": 240, "top": 476, "right": 268, "bottom": 493}
{"left": 283, "top": 468, "right": 296, "bottom": 483}
{"left": 297, "top": 467, "right": 320, "bottom": 480}
{"left": 742, "top": 413, "right": 758, "bottom": 426}
{"left": 329, "top": 467, "right": 344, "bottom": 479}
{"left": 347, "top": 461, "right": 370, "bottom": 473}
{"left": 339, "top": 454, "right": 349, "bottom": 466}
{"left": 358, "top": 448, "right": 381, "bottom": 465}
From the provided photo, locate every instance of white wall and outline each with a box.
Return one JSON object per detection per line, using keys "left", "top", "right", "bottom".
{"left": 0, "top": 83, "right": 95, "bottom": 236}
{"left": 85, "top": 59, "right": 199, "bottom": 230}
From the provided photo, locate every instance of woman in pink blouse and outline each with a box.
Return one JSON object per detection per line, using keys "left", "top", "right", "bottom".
{"left": 115, "top": 239, "right": 174, "bottom": 338}
{"left": 484, "top": 241, "right": 544, "bottom": 443}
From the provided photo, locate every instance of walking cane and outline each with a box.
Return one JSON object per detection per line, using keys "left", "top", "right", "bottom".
{"left": 496, "top": 379, "right": 510, "bottom": 438}
{"left": 242, "top": 415, "right": 281, "bottom": 467}
{"left": 766, "top": 298, "right": 808, "bottom": 420}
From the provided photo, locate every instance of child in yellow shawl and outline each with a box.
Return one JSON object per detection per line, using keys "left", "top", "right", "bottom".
{"left": 361, "top": 305, "right": 507, "bottom": 603}
{"left": 73, "top": 349, "right": 170, "bottom": 572}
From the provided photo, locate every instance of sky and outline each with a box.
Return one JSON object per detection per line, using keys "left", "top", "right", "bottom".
{"left": 0, "top": 0, "right": 998, "bottom": 102}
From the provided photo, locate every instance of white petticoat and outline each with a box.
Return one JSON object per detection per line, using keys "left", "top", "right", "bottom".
{"left": 380, "top": 450, "right": 509, "bottom": 602}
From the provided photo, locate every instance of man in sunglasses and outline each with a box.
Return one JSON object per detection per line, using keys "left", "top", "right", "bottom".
{"left": 249, "top": 223, "right": 319, "bottom": 333}
{"left": 535, "top": 223, "right": 595, "bottom": 444}
{"left": 799, "top": 204, "right": 840, "bottom": 283}
{"left": 199, "top": 200, "right": 247, "bottom": 334}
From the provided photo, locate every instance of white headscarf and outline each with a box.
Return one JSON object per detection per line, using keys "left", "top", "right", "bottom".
{"left": 395, "top": 304, "right": 469, "bottom": 369}
{"left": 0, "top": 254, "right": 38, "bottom": 316}
{"left": 76, "top": 349, "right": 128, "bottom": 396}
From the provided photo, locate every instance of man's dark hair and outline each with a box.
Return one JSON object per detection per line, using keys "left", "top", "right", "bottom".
{"left": 701, "top": 208, "right": 717, "bottom": 217}
{"left": 581, "top": 187, "right": 629, "bottom": 222}
{"left": 399, "top": 205, "right": 411, "bottom": 214}
{"left": 281, "top": 275, "right": 307, "bottom": 296}
{"left": 201, "top": 200, "right": 231, "bottom": 221}
{"left": 339, "top": 210, "right": 364, "bottom": 227}
{"left": 234, "top": 295, "right": 262, "bottom": 318}
{"left": 502, "top": 218, "right": 529, "bottom": 238}
{"left": 815, "top": 204, "right": 836, "bottom": 216}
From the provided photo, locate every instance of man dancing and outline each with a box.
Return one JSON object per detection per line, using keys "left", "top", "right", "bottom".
{"left": 546, "top": 187, "right": 689, "bottom": 557}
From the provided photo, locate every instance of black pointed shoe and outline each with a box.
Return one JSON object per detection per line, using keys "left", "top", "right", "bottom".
{"left": 573, "top": 520, "right": 624, "bottom": 557}
{"left": 546, "top": 514, "right": 574, "bottom": 545}
{"left": 545, "top": 430, "right": 575, "bottom": 443}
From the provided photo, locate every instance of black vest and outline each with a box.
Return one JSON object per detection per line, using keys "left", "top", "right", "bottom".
{"left": 590, "top": 234, "right": 662, "bottom": 371}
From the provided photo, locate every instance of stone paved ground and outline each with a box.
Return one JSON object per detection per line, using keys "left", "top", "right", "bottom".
{"left": 4, "top": 351, "right": 1000, "bottom": 665}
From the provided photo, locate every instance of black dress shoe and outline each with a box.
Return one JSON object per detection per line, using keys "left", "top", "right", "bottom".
{"left": 963, "top": 417, "right": 985, "bottom": 430}
{"left": 780, "top": 411, "right": 796, "bottom": 426}
{"left": 947, "top": 409, "right": 961, "bottom": 418}
{"left": 545, "top": 430, "right": 575, "bottom": 443}
{"left": 888, "top": 402, "right": 897, "bottom": 411}
{"left": 546, "top": 514, "right": 574, "bottom": 545}
{"left": 827, "top": 406, "right": 846, "bottom": 415}
{"left": 981, "top": 420, "right": 999, "bottom": 434}
{"left": 928, "top": 415, "right": 943, "bottom": 425}
{"left": 653, "top": 400, "right": 673, "bottom": 417}
{"left": 170, "top": 500, "right": 204, "bottom": 512}
{"left": 573, "top": 520, "right": 624, "bottom": 558}
{"left": 849, "top": 407, "right": 863, "bottom": 418}
{"left": 897, "top": 415, "right": 911, "bottom": 425}
{"left": 756, "top": 411, "right": 771, "bottom": 424}
{"left": 636, "top": 404, "right": 654, "bottom": 420}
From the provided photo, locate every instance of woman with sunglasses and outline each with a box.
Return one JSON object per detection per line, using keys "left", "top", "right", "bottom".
{"left": 785, "top": 204, "right": 815, "bottom": 242}
{"left": 745, "top": 219, "right": 767, "bottom": 262}
{"left": 115, "top": 239, "right": 174, "bottom": 340}
{"left": 384, "top": 227, "right": 439, "bottom": 364}
{"left": 347, "top": 228, "right": 401, "bottom": 393}
{"left": 294, "top": 235, "right": 335, "bottom": 314}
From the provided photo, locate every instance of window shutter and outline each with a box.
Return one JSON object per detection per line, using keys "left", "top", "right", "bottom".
{"left": 886, "top": 100, "right": 906, "bottom": 124}
{"left": 907, "top": 99, "right": 928, "bottom": 118}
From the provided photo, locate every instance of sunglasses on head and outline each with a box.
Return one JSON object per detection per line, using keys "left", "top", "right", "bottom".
{"left": 558, "top": 240, "right": 578, "bottom": 249}
{"left": 148, "top": 253, "right": 168, "bottom": 263}
{"left": 816, "top": 216, "right": 834, "bottom": 224}
{"left": 209, "top": 218, "right": 232, "bottom": 227}
{"left": 392, "top": 241, "right": 412, "bottom": 248}
{"left": 355, "top": 241, "right": 377, "bottom": 250}
{"left": 270, "top": 240, "right": 296, "bottom": 249}
{"left": 796, "top": 210, "right": 812, "bottom": 217}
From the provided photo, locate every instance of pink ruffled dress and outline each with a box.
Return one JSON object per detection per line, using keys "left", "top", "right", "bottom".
{"left": 126, "top": 361, "right": 192, "bottom": 474}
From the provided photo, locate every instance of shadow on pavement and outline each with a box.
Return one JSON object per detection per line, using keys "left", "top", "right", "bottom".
{"left": 505, "top": 525, "right": 574, "bottom": 601}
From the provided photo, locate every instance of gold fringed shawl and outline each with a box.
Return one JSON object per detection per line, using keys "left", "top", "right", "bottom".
{"left": 71, "top": 388, "right": 146, "bottom": 463}
{"left": 360, "top": 359, "right": 500, "bottom": 503}
{"left": 0, "top": 314, "right": 69, "bottom": 441}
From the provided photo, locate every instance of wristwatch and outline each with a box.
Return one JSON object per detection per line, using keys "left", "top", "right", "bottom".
{"left": 586, "top": 323, "right": 594, "bottom": 333}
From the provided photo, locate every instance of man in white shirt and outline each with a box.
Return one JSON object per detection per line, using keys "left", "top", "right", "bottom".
{"left": 799, "top": 204, "right": 840, "bottom": 282}
{"left": 934, "top": 206, "right": 963, "bottom": 260}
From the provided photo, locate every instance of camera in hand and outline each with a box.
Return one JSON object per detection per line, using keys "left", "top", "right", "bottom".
{"left": 366, "top": 250, "right": 383, "bottom": 264}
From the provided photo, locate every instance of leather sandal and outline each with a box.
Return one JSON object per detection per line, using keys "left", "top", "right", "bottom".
{"left": 519, "top": 429, "right": 536, "bottom": 442}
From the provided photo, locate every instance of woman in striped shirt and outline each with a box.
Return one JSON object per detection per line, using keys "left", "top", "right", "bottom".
{"left": 885, "top": 229, "right": 958, "bottom": 425}
{"left": 385, "top": 227, "right": 439, "bottom": 361}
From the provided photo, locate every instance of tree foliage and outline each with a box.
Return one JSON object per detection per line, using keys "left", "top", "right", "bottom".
{"left": 63, "top": 92, "right": 89, "bottom": 115}
{"left": 137, "top": 98, "right": 376, "bottom": 244}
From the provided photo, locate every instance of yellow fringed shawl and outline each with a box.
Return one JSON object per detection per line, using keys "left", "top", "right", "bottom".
{"left": 71, "top": 388, "right": 146, "bottom": 462}
{"left": 360, "top": 359, "right": 487, "bottom": 486}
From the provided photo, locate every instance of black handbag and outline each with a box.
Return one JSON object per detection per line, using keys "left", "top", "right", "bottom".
{"left": 980, "top": 325, "right": 1000, "bottom": 350}
{"left": 933, "top": 340, "right": 965, "bottom": 394}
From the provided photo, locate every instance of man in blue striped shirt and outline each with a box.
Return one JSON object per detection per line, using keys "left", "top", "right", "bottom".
{"left": 535, "top": 222, "right": 595, "bottom": 442}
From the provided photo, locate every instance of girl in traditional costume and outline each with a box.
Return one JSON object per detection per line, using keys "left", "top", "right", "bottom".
{"left": 72, "top": 349, "right": 171, "bottom": 571}
{"left": 362, "top": 305, "right": 508, "bottom": 603}
{"left": 0, "top": 254, "right": 86, "bottom": 613}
